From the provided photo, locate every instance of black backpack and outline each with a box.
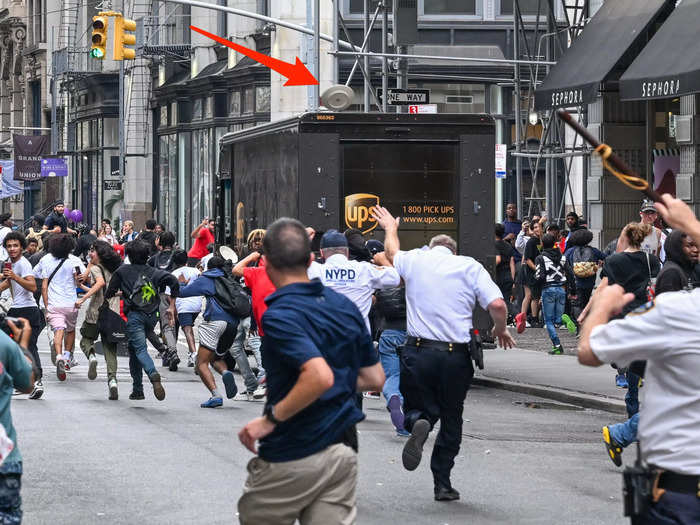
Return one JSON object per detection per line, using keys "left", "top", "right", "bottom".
{"left": 128, "top": 267, "right": 160, "bottom": 313}
{"left": 212, "top": 264, "right": 251, "bottom": 319}
{"left": 151, "top": 251, "right": 174, "bottom": 271}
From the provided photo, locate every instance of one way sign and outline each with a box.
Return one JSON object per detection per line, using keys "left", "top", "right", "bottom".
{"left": 377, "top": 88, "right": 431, "bottom": 106}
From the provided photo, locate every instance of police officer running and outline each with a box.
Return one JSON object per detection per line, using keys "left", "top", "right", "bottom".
{"left": 372, "top": 206, "right": 515, "bottom": 502}
{"left": 578, "top": 194, "right": 700, "bottom": 524}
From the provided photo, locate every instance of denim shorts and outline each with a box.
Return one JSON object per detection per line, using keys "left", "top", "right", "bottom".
{"left": 177, "top": 312, "right": 199, "bottom": 327}
{"left": 0, "top": 474, "right": 22, "bottom": 525}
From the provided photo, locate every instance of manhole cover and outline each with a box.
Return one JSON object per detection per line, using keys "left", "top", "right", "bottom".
{"left": 512, "top": 400, "right": 584, "bottom": 411}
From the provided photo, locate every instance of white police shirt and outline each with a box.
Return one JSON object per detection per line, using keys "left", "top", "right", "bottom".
{"left": 393, "top": 246, "right": 503, "bottom": 343}
{"left": 308, "top": 254, "right": 400, "bottom": 334}
{"left": 590, "top": 290, "right": 700, "bottom": 475}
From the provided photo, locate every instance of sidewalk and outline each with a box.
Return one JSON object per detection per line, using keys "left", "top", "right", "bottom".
{"left": 474, "top": 327, "right": 627, "bottom": 414}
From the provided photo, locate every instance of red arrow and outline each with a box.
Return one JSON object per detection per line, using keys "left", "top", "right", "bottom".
{"left": 190, "top": 25, "right": 318, "bottom": 87}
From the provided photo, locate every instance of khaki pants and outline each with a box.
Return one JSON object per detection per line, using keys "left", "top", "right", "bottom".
{"left": 238, "top": 443, "right": 357, "bottom": 525}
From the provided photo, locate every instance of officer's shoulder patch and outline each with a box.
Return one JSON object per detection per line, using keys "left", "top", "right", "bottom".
{"left": 628, "top": 300, "right": 655, "bottom": 316}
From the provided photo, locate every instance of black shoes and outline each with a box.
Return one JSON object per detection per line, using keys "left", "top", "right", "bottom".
{"left": 434, "top": 485, "right": 460, "bottom": 502}
{"left": 129, "top": 391, "right": 145, "bottom": 400}
{"left": 149, "top": 372, "right": 166, "bottom": 401}
{"left": 402, "top": 419, "right": 430, "bottom": 471}
{"left": 168, "top": 352, "right": 180, "bottom": 372}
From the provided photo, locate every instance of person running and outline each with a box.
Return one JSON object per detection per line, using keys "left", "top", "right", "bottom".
{"left": 33, "top": 234, "right": 85, "bottom": 381}
{"left": 0, "top": 232, "right": 44, "bottom": 399}
{"left": 105, "top": 240, "right": 179, "bottom": 401}
{"left": 178, "top": 256, "right": 241, "bottom": 408}
{"left": 515, "top": 220, "right": 543, "bottom": 332}
{"left": 74, "top": 241, "right": 122, "bottom": 400}
{"left": 147, "top": 232, "right": 179, "bottom": 370}
{"left": 170, "top": 250, "right": 202, "bottom": 367}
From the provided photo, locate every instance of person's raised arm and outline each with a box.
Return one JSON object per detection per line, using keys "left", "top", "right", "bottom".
{"left": 191, "top": 218, "right": 207, "bottom": 239}
{"left": 372, "top": 206, "right": 401, "bottom": 263}
{"left": 233, "top": 251, "right": 261, "bottom": 277}
{"left": 655, "top": 194, "right": 700, "bottom": 247}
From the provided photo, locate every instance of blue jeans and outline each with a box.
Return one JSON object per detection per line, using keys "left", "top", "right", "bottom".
{"left": 231, "top": 317, "right": 259, "bottom": 393}
{"left": 608, "top": 412, "right": 639, "bottom": 448}
{"left": 0, "top": 474, "right": 22, "bottom": 525}
{"left": 126, "top": 310, "right": 159, "bottom": 393}
{"left": 378, "top": 329, "right": 406, "bottom": 406}
{"left": 541, "top": 286, "right": 566, "bottom": 346}
{"left": 638, "top": 489, "right": 700, "bottom": 524}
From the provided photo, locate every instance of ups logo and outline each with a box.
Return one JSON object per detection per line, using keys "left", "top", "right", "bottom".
{"left": 345, "top": 193, "right": 379, "bottom": 234}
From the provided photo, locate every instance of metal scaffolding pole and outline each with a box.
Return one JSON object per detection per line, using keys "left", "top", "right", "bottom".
{"left": 332, "top": 0, "right": 339, "bottom": 84}
{"left": 312, "top": 0, "right": 320, "bottom": 110}
{"left": 514, "top": 14, "right": 523, "bottom": 219}
{"left": 363, "top": 0, "right": 370, "bottom": 112}
{"left": 381, "top": 2, "right": 388, "bottom": 113}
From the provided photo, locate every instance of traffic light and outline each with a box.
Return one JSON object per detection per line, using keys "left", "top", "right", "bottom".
{"left": 113, "top": 15, "right": 137, "bottom": 60}
{"left": 90, "top": 15, "right": 108, "bottom": 59}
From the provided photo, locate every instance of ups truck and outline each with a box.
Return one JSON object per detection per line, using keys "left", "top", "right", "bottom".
{"left": 217, "top": 112, "right": 496, "bottom": 272}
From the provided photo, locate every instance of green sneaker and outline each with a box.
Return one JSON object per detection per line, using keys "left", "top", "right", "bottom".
{"left": 561, "top": 314, "right": 577, "bottom": 334}
{"left": 549, "top": 344, "right": 563, "bottom": 355}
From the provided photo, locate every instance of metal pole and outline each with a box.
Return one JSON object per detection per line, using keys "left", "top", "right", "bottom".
{"left": 514, "top": 17, "right": 523, "bottom": 219}
{"left": 312, "top": 0, "right": 320, "bottom": 110}
{"left": 363, "top": 0, "right": 369, "bottom": 112}
{"left": 119, "top": 61, "right": 125, "bottom": 184}
{"left": 382, "top": 1, "right": 388, "bottom": 113}
{"left": 51, "top": 25, "right": 57, "bottom": 155}
{"left": 345, "top": 4, "right": 381, "bottom": 86}
{"left": 332, "top": 0, "right": 339, "bottom": 84}
{"left": 333, "top": 50, "right": 557, "bottom": 66}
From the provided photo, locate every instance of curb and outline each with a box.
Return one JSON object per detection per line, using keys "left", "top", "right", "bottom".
{"left": 473, "top": 376, "right": 627, "bottom": 415}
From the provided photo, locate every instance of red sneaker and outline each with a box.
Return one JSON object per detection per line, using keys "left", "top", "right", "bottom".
{"left": 515, "top": 313, "right": 526, "bottom": 334}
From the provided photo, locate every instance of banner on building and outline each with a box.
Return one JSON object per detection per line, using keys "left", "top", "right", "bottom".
{"left": 0, "top": 161, "right": 24, "bottom": 199}
{"left": 652, "top": 148, "right": 680, "bottom": 197}
{"left": 40, "top": 157, "right": 68, "bottom": 178}
{"left": 12, "top": 134, "right": 49, "bottom": 181}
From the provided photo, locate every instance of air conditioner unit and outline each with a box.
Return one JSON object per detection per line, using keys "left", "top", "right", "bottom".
{"left": 675, "top": 115, "right": 694, "bottom": 144}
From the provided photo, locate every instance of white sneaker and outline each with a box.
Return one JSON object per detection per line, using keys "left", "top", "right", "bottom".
{"left": 187, "top": 353, "right": 195, "bottom": 367}
{"left": 68, "top": 355, "right": 79, "bottom": 369}
{"left": 234, "top": 391, "right": 263, "bottom": 402}
{"left": 88, "top": 354, "right": 98, "bottom": 380}
{"left": 252, "top": 385, "right": 266, "bottom": 399}
{"left": 29, "top": 380, "right": 44, "bottom": 399}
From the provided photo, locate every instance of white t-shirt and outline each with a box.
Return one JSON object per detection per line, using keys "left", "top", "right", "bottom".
{"left": 169, "top": 266, "right": 202, "bottom": 313}
{"left": 590, "top": 290, "right": 700, "bottom": 475}
{"left": 393, "top": 246, "right": 503, "bottom": 343}
{"left": 7, "top": 257, "right": 37, "bottom": 309}
{"left": 33, "top": 254, "right": 85, "bottom": 308}
{"left": 0, "top": 227, "right": 11, "bottom": 261}
{"left": 308, "top": 254, "right": 400, "bottom": 334}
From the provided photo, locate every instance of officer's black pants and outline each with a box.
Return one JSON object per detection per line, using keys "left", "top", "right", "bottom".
{"left": 399, "top": 344, "right": 473, "bottom": 488}
{"left": 635, "top": 490, "right": 700, "bottom": 524}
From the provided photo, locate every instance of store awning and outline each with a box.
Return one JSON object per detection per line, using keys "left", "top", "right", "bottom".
{"left": 620, "top": 0, "right": 700, "bottom": 100}
{"left": 534, "top": 0, "right": 671, "bottom": 110}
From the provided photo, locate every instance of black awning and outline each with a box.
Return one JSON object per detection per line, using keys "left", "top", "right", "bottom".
{"left": 620, "top": 0, "right": 700, "bottom": 100}
{"left": 534, "top": 0, "right": 671, "bottom": 110}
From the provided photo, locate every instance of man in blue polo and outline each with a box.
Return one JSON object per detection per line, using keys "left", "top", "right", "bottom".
{"left": 237, "top": 218, "right": 385, "bottom": 524}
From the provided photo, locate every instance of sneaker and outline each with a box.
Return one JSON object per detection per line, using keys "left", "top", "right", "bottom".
{"left": 221, "top": 370, "right": 238, "bottom": 399}
{"left": 29, "top": 380, "right": 44, "bottom": 400}
{"left": 402, "top": 419, "right": 430, "bottom": 471}
{"left": 149, "top": 372, "right": 166, "bottom": 401}
{"left": 56, "top": 360, "right": 66, "bottom": 382}
{"left": 187, "top": 353, "right": 195, "bottom": 367}
{"left": 108, "top": 379, "right": 118, "bottom": 400}
{"left": 363, "top": 391, "right": 381, "bottom": 400}
{"left": 234, "top": 391, "right": 257, "bottom": 402}
{"left": 515, "top": 312, "right": 526, "bottom": 334}
{"left": 602, "top": 426, "right": 623, "bottom": 467}
{"left": 396, "top": 429, "right": 411, "bottom": 437}
{"left": 252, "top": 385, "right": 267, "bottom": 399}
{"left": 388, "top": 395, "right": 405, "bottom": 432}
{"left": 561, "top": 314, "right": 577, "bottom": 334}
{"left": 200, "top": 397, "right": 223, "bottom": 408}
{"left": 69, "top": 355, "right": 79, "bottom": 369}
{"left": 549, "top": 344, "right": 564, "bottom": 355}
{"left": 168, "top": 352, "right": 180, "bottom": 372}
{"left": 129, "top": 391, "right": 145, "bottom": 400}
{"left": 615, "top": 374, "right": 629, "bottom": 389}
{"left": 88, "top": 353, "right": 98, "bottom": 380}
{"left": 161, "top": 352, "right": 170, "bottom": 368}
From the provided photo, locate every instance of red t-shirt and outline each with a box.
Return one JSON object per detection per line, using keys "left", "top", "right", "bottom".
{"left": 187, "top": 227, "right": 215, "bottom": 259}
{"left": 243, "top": 262, "right": 276, "bottom": 336}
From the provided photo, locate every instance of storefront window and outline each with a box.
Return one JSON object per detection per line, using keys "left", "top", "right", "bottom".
{"left": 158, "top": 134, "right": 178, "bottom": 231}
{"left": 243, "top": 88, "right": 254, "bottom": 114}
{"left": 230, "top": 91, "right": 241, "bottom": 115}
{"left": 255, "top": 86, "right": 271, "bottom": 112}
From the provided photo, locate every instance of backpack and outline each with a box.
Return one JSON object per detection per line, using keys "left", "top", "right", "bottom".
{"left": 153, "top": 251, "right": 174, "bottom": 271}
{"left": 128, "top": 267, "right": 160, "bottom": 313}
{"left": 572, "top": 246, "right": 597, "bottom": 278}
{"left": 212, "top": 263, "right": 251, "bottom": 319}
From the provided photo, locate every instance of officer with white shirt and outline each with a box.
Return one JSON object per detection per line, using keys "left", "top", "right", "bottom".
{"left": 307, "top": 230, "right": 400, "bottom": 335}
{"left": 372, "top": 206, "right": 515, "bottom": 502}
{"left": 578, "top": 194, "right": 700, "bottom": 524}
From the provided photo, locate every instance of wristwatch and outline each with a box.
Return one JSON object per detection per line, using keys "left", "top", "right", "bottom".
{"left": 263, "top": 404, "right": 281, "bottom": 425}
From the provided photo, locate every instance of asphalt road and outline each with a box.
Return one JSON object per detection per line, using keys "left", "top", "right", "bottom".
{"left": 12, "top": 335, "right": 629, "bottom": 525}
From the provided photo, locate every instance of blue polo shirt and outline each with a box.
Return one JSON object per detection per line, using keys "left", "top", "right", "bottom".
{"left": 258, "top": 279, "right": 378, "bottom": 463}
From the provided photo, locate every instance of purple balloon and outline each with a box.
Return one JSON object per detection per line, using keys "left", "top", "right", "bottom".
{"left": 72, "top": 210, "right": 83, "bottom": 223}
